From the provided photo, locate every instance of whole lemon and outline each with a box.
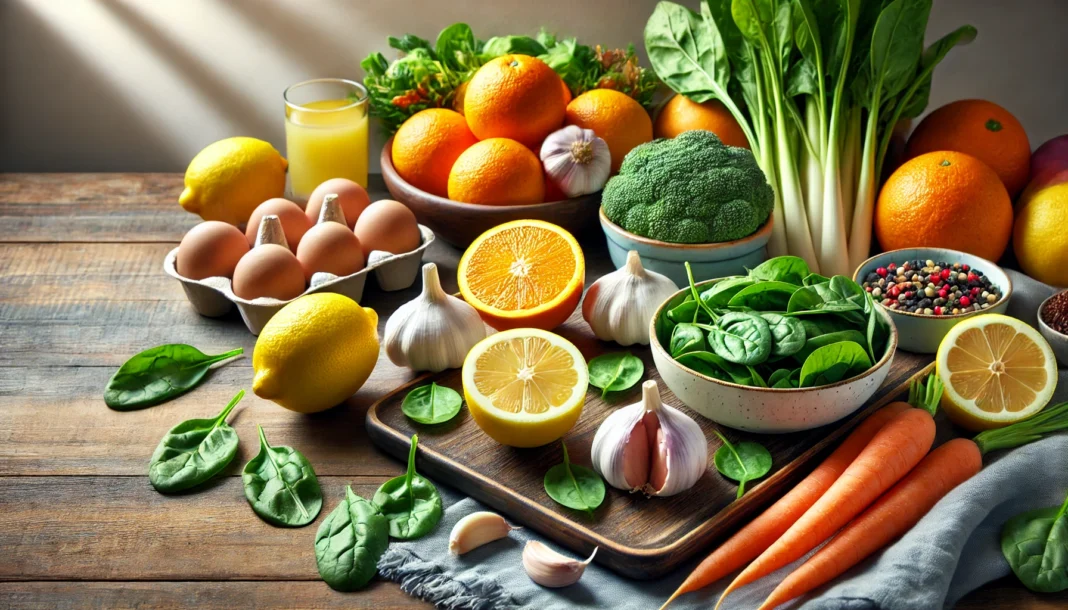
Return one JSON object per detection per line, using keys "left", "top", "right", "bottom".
{"left": 253, "top": 293, "right": 378, "bottom": 413}
{"left": 1013, "top": 181, "right": 1068, "bottom": 286}
{"left": 179, "top": 137, "right": 288, "bottom": 225}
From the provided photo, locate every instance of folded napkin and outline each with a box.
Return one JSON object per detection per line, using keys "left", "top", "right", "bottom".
{"left": 379, "top": 270, "right": 1066, "bottom": 609}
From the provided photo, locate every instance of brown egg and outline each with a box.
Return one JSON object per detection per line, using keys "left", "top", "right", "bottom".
{"left": 296, "top": 222, "right": 366, "bottom": 281}
{"left": 354, "top": 200, "right": 421, "bottom": 258}
{"left": 177, "top": 221, "right": 250, "bottom": 280}
{"left": 245, "top": 198, "right": 311, "bottom": 250}
{"left": 306, "top": 179, "right": 371, "bottom": 229}
{"left": 232, "top": 244, "right": 306, "bottom": 301}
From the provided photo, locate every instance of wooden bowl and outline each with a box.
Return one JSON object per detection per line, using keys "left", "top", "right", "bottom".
{"left": 380, "top": 137, "right": 602, "bottom": 247}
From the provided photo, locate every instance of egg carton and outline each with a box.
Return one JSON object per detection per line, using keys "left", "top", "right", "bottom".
{"left": 164, "top": 222, "right": 435, "bottom": 335}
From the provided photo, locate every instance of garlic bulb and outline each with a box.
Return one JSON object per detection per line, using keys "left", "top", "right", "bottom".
{"left": 522, "top": 541, "right": 597, "bottom": 588}
{"left": 449, "top": 511, "right": 519, "bottom": 555}
{"left": 591, "top": 380, "right": 707, "bottom": 497}
{"left": 384, "top": 263, "right": 486, "bottom": 372}
{"left": 582, "top": 250, "right": 678, "bottom": 346}
{"left": 540, "top": 125, "right": 611, "bottom": 198}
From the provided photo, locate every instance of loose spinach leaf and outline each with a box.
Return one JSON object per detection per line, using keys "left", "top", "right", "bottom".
{"left": 544, "top": 441, "right": 605, "bottom": 516}
{"left": 761, "top": 313, "right": 806, "bottom": 357}
{"left": 243, "top": 425, "right": 323, "bottom": 527}
{"left": 588, "top": 353, "right": 644, "bottom": 398}
{"left": 671, "top": 324, "right": 707, "bottom": 358}
{"left": 1001, "top": 490, "right": 1068, "bottom": 593}
{"left": 702, "top": 312, "right": 772, "bottom": 365}
{"left": 727, "top": 281, "right": 800, "bottom": 311}
{"left": 314, "top": 485, "right": 389, "bottom": 592}
{"left": 644, "top": 1, "right": 733, "bottom": 104}
{"left": 677, "top": 351, "right": 755, "bottom": 385}
{"left": 402, "top": 383, "right": 463, "bottom": 425}
{"left": 105, "top": 344, "right": 243, "bottom": 410}
{"left": 794, "top": 331, "right": 867, "bottom": 363}
{"left": 747, "top": 256, "right": 810, "bottom": 285}
{"left": 373, "top": 435, "right": 443, "bottom": 540}
{"left": 148, "top": 390, "right": 243, "bottom": 493}
{"left": 700, "top": 277, "right": 755, "bottom": 309}
{"left": 799, "top": 341, "right": 873, "bottom": 387}
{"left": 712, "top": 430, "right": 772, "bottom": 499}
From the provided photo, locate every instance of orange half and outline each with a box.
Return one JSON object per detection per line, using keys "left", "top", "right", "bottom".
{"left": 458, "top": 220, "right": 585, "bottom": 330}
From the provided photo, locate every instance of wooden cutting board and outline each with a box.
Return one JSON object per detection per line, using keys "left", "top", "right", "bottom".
{"left": 366, "top": 310, "right": 931, "bottom": 579}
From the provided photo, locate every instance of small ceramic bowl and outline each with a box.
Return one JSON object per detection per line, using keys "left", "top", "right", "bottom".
{"left": 853, "top": 248, "right": 1012, "bottom": 355}
{"left": 649, "top": 279, "right": 898, "bottom": 433}
{"left": 599, "top": 208, "right": 771, "bottom": 287}
{"left": 1038, "top": 290, "right": 1068, "bottom": 367}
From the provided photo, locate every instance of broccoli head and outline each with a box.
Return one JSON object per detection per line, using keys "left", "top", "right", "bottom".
{"left": 601, "top": 130, "right": 774, "bottom": 244}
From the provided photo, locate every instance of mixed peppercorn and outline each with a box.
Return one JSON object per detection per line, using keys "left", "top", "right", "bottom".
{"left": 1041, "top": 291, "right": 1068, "bottom": 335}
{"left": 861, "top": 260, "right": 1002, "bottom": 316}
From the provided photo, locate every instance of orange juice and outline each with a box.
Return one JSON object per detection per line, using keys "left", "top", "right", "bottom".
{"left": 284, "top": 80, "right": 369, "bottom": 198}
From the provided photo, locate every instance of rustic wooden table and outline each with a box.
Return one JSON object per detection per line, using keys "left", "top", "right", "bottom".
{"left": 0, "top": 173, "right": 1062, "bottom": 609}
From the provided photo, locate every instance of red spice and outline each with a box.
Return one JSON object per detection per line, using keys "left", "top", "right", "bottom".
{"left": 1042, "top": 291, "right": 1068, "bottom": 335}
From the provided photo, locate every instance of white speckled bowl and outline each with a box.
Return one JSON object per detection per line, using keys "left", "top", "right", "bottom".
{"left": 649, "top": 279, "right": 898, "bottom": 433}
{"left": 1038, "top": 290, "right": 1068, "bottom": 367}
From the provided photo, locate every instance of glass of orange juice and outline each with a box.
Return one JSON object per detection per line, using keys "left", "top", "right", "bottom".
{"left": 284, "top": 78, "right": 369, "bottom": 199}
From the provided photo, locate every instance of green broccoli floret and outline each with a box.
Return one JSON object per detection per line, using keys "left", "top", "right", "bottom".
{"left": 601, "top": 130, "right": 774, "bottom": 244}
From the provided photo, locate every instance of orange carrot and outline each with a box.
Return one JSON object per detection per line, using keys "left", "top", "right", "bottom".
{"left": 715, "top": 407, "right": 936, "bottom": 608}
{"left": 659, "top": 401, "right": 911, "bottom": 609}
{"left": 757, "top": 438, "right": 982, "bottom": 609}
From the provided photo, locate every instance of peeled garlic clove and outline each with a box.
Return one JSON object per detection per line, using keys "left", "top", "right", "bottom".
{"left": 591, "top": 380, "right": 707, "bottom": 497}
{"left": 582, "top": 250, "right": 678, "bottom": 346}
{"left": 522, "top": 541, "right": 597, "bottom": 588}
{"left": 448, "top": 511, "right": 518, "bottom": 555}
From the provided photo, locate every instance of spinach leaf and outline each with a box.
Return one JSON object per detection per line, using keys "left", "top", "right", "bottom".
{"left": 314, "top": 486, "right": 389, "bottom": 592}
{"left": 644, "top": 0, "right": 731, "bottom": 104}
{"left": 588, "top": 353, "right": 645, "bottom": 398}
{"left": 702, "top": 312, "right": 772, "bottom": 365}
{"left": 768, "top": 368, "right": 794, "bottom": 388}
{"left": 677, "top": 351, "right": 755, "bottom": 385}
{"left": 727, "top": 281, "right": 800, "bottom": 311}
{"left": 799, "top": 341, "right": 873, "bottom": 387}
{"left": 544, "top": 441, "right": 605, "bottom": 516}
{"left": 373, "top": 435, "right": 443, "bottom": 540}
{"left": 434, "top": 23, "right": 480, "bottom": 72}
{"left": 671, "top": 324, "right": 707, "bottom": 358}
{"left": 803, "top": 272, "right": 831, "bottom": 286}
{"left": 481, "top": 35, "right": 547, "bottom": 58}
{"left": 747, "top": 256, "right": 810, "bottom": 285}
{"left": 402, "top": 383, "right": 463, "bottom": 425}
{"left": 761, "top": 313, "right": 806, "bottom": 357}
{"left": 787, "top": 285, "right": 825, "bottom": 313}
{"left": 747, "top": 365, "right": 768, "bottom": 388}
{"left": 1001, "top": 490, "right": 1068, "bottom": 593}
{"left": 104, "top": 344, "right": 243, "bottom": 410}
{"left": 243, "top": 425, "right": 322, "bottom": 527}
{"left": 794, "top": 331, "right": 867, "bottom": 363}
{"left": 148, "top": 390, "right": 243, "bottom": 493}
{"left": 700, "top": 277, "right": 755, "bottom": 309}
{"left": 667, "top": 297, "right": 701, "bottom": 324}
{"left": 712, "top": 430, "right": 772, "bottom": 499}
{"left": 865, "top": 292, "right": 891, "bottom": 362}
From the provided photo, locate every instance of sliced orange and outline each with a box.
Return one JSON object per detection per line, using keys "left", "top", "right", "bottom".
{"left": 936, "top": 314, "right": 1058, "bottom": 431}
{"left": 458, "top": 220, "right": 585, "bottom": 331}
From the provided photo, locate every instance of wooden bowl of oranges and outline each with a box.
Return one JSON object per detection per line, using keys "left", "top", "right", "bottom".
{"left": 380, "top": 54, "right": 653, "bottom": 247}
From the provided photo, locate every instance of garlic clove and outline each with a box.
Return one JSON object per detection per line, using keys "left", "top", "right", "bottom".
{"left": 448, "top": 511, "right": 519, "bottom": 555}
{"left": 582, "top": 250, "right": 678, "bottom": 346}
{"left": 522, "top": 541, "right": 597, "bottom": 588}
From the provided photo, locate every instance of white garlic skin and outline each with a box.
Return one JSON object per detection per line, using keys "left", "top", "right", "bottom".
{"left": 449, "top": 511, "right": 518, "bottom": 555}
{"left": 522, "top": 541, "right": 597, "bottom": 588}
{"left": 582, "top": 250, "right": 678, "bottom": 346}
{"left": 384, "top": 263, "right": 487, "bottom": 372}
{"left": 591, "top": 380, "right": 707, "bottom": 497}
{"left": 540, "top": 125, "right": 612, "bottom": 198}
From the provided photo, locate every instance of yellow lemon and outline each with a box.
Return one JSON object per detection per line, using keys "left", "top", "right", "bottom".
{"left": 1013, "top": 181, "right": 1068, "bottom": 286}
{"left": 936, "top": 314, "right": 1057, "bottom": 431}
{"left": 179, "top": 137, "right": 288, "bottom": 225}
{"left": 253, "top": 293, "right": 378, "bottom": 413}
{"left": 461, "top": 328, "right": 588, "bottom": 448}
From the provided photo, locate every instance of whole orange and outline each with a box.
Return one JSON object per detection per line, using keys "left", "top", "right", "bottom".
{"left": 566, "top": 89, "right": 652, "bottom": 172}
{"left": 448, "top": 138, "right": 545, "bottom": 205}
{"left": 464, "top": 55, "right": 566, "bottom": 148}
{"left": 392, "top": 109, "right": 478, "bottom": 197}
{"left": 906, "top": 99, "right": 1031, "bottom": 197}
{"left": 654, "top": 94, "right": 749, "bottom": 148}
{"left": 875, "top": 151, "right": 1013, "bottom": 262}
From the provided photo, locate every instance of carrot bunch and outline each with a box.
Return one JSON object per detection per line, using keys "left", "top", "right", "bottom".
{"left": 662, "top": 374, "right": 1068, "bottom": 610}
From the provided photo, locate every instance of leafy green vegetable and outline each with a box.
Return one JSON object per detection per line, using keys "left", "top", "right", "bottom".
{"left": 760, "top": 313, "right": 806, "bottom": 357}
{"left": 793, "top": 331, "right": 867, "bottom": 363}
{"left": 1001, "top": 490, "right": 1068, "bottom": 593}
{"left": 865, "top": 292, "right": 891, "bottom": 363}
{"left": 314, "top": 486, "right": 389, "bottom": 592}
{"left": 701, "top": 277, "right": 756, "bottom": 309}
{"left": 703, "top": 312, "right": 772, "bottom": 365}
{"left": 242, "top": 425, "right": 322, "bottom": 527}
{"left": 671, "top": 324, "right": 707, "bottom": 358}
{"left": 482, "top": 35, "right": 547, "bottom": 57}
{"left": 373, "top": 435, "right": 443, "bottom": 540}
{"left": 767, "top": 368, "right": 795, "bottom": 388}
{"left": 544, "top": 441, "right": 605, "bottom": 516}
{"left": 401, "top": 383, "right": 463, "bottom": 425}
{"left": 728, "top": 281, "right": 800, "bottom": 311}
{"left": 587, "top": 353, "right": 644, "bottom": 398}
{"left": 799, "top": 341, "right": 872, "bottom": 387}
{"left": 104, "top": 344, "right": 243, "bottom": 410}
{"left": 677, "top": 350, "right": 757, "bottom": 385}
{"left": 148, "top": 390, "right": 243, "bottom": 493}
{"left": 667, "top": 298, "right": 702, "bottom": 324}
{"left": 748, "top": 256, "right": 810, "bottom": 285}
{"left": 712, "top": 430, "right": 772, "bottom": 499}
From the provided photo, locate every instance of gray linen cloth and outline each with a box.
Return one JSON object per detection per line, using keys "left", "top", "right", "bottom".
{"left": 379, "top": 270, "right": 1067, "bottom": 609}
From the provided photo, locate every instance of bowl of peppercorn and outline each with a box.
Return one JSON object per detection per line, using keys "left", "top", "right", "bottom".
{"left": 854, "top": 248, "right": 1012, "bottom": 354}
{"left": 1038, "top": 290, "right": 1068, "bottom": 367}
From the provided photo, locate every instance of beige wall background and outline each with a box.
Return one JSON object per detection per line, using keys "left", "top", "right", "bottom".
{"left": 2, "top": 0, "right": 1065, "bottom": 172}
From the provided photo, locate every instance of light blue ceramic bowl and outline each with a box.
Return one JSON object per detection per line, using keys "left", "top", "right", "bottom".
{"left": 598, "top": 208, "right": 771, "bottom": 287}
{"left": 853, "top": 247, "right": 1012, "bottom": 355}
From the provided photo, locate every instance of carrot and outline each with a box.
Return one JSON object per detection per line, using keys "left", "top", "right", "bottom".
{"left": 757, "top": 438, "right": 982, "bottom": 609}
{"left": 660, "top": 401, "right": 911, "bottom": 609}
{"left": 715, "top": 407, "right": 936, "bottom": 608}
